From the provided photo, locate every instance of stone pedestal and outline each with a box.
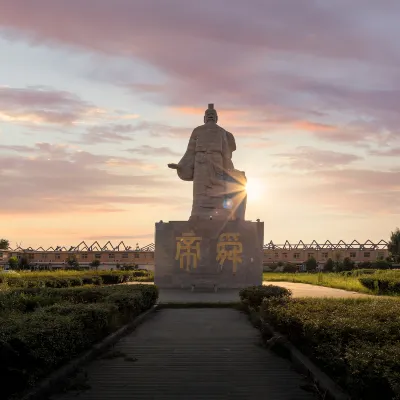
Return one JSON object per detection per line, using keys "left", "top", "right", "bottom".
{"left": 154, "top": 220, "right": 264, "bottom": 289}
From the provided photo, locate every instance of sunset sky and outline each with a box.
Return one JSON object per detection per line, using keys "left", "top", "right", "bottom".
{"left": 1, "top": 1, "right": 399, "bottom": 249}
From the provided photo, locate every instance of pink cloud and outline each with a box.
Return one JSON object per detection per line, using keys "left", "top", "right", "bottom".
{"left": 126, "top": 145, "right": 181, "bottom": 157}
{"left": 274, "top": 146, "right": 362, "bottom": 170}
{"left": 270, "top": 167, "right": 400, "bottom": 215}
{"left": 369, "top": 147, "right": 400, "bottom": 157}
{"left": 0, "top": 86, "right": 94, "bottom": 124}
{"left": 2, "top": 1, "right": 398, "bottom": 147}
{"left": 0, "top": 142, "right": 177, "bottom": 214}
{"left": 79, "top": 124, "right": 137, "bottom": 144}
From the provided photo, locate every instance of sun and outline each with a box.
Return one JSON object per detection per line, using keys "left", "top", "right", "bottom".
{"left": 245, "top": 178, "right": 262, "bottom": 200}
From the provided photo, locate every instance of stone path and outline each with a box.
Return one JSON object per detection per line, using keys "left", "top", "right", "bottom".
{"left": 52, "top": 309, "right": 315, "bottom": 400}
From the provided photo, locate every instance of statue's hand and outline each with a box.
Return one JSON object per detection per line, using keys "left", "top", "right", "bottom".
{"left": 168, "top": 163, "right": 179, "bottom": 170}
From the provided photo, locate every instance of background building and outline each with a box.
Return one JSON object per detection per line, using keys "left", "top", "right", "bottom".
{"left": 0, "top": 240, "right": 389, "bottom": 270}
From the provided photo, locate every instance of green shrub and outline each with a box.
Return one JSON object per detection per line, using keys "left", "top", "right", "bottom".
{"left": 239, "top": 285, "right": 292, "bottom": 309}
{"left": 351, "top": 269, "right": 376, "bottom": 276}
{"left": 304, "top": 256, "right": 317, "bottom": 272}
{"left": 324, "top": 258, "right": 334, "bottom": 272}
{"left": 0, "top": 284, "right": 158, "bottom": 399}
{"left": 373, "top": 260, "right": 391, "bottom": 270}
{"left": 359, "top": 271, "right": 400, "bottom": 294}
{"left": 260, "top": 297, "right": 400, "bottom": 399}
{"left": 0, "top": 270, "right": 153, "bottom": 289}
{"left": 359, "top": 277, "right": 376, "bottom": 291}
{"left": 100, "top": 273, "right": 124, "bottom": 285}
{"left": 283, "top": 263, "right": 297, "bottom": 273}
{"left": 358, "top": 261, "right": 373, "bottom": 269}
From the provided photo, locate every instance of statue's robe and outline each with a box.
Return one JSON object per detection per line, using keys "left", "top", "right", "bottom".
{"left": 177, "top": 122, "right": 236, "bottom": 218}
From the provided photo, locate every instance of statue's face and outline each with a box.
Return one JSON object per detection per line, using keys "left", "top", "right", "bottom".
{"left": 204, "top": 110, "right": 218, "bottom": 123}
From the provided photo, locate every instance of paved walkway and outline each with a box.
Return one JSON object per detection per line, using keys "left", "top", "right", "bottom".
{"left": 52, "top": 309, "right": 315, "bottom": 399}
{"left": 155, "top": 282, "right": 370, "bottom": 303}
{"left": 268, "top": 281, "right": 370, "bottom": 298}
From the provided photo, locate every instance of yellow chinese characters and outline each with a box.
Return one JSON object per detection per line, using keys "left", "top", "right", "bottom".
{"left": 175, "top": 233, "right": 202, "bottom": 271}
{"left": 216, "top": 233, "right": 243, "bottom": 274}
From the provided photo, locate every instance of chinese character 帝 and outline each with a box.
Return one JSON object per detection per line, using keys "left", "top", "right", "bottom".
{"left": 216, "top": 233, "right": 243, "bottom": 274}
{"left": 175, "top": 233, "right": 202, "bottom": 271}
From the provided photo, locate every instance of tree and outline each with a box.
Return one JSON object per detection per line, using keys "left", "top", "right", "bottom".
{"left": 388, "top": 228, "right": 400, "bottom": 263}
{"left": 333, "top": 251, "right": 343, "bottom": 272}
{"left": 66, "top": 254, "right": 79, "bottom": 269}
{"left": 18, "top": 256, "right": 31, "bottom": 270}
{"left": 305, "top": 256, "right": 317, "bottom": 271}
{"left": 90, "top": 259, "right": 100, "bottom": 271}
{"left": 8, "top": 256, "right": 18, "bottom": 270}
{"left": 342, "top": 257, "right": 355, "bottom": 271}
{"left": 324, "top": 258, "right": 334, "bottom": 272}
{"left": 0, "top": 239, "right": 9, "bottom": 250}
{"left": 373, "top": 259, "right": 391, "bottom": 270}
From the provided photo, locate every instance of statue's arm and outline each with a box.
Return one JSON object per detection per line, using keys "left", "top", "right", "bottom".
{"left": 225, "top": 131, "right": 236, "bottom": 152}
{"left": 168, "top": 129, "right": 197, "bottom": 181}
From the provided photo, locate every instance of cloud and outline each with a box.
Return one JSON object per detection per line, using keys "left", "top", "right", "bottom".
{"left": 294, "top": 121, "right": 337, "bottom": 133}
{"left": 79, "top": 124, "right": 136, "bottom": 144}
{"left": 369, "top": 147, "right": 400, "bottom": 157}
{"left": 268, "top": 166, "right": 400, "bottom": 216}
{"left": 244, "top": 138, "right": 275, "bottom": 149}
{"left": 274, "top": 146, "right": 362, "bottom": 170}
{"left": 85, "top": 233, "right": 154, "bottom": 241}
{"left": 2, "top": 1, "right": 400, "bottom": 147}
{"left": 0, "top": 86, "right": 96, "bottom": 124}
{"left": 0, "top": 142, "right": 177, "bottom": 214}
{"left": 126, "top": 145, "right": 181, "bottom": 157}
{"left": 313, "top": 169, "right": 400, "bottom": 214}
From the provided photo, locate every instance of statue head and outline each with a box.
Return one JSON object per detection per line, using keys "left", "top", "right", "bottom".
{"left": 204, "top": 103, "right": 218, "bottom": 123}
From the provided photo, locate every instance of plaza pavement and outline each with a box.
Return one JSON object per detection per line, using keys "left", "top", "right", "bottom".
{"left": 51, "top": 308, "right": 315, "bottom": 400}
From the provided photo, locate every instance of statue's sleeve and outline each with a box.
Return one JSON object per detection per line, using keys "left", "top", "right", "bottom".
{"left": 176, "top": 129, "right": 196, "bottom": 181}
{"left": 225, "top": 131, "right": 236, "bottom": 152}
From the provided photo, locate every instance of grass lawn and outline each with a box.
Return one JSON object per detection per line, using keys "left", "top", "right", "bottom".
{"left": 262, "top": 272, "right": 373, "bottom": 294}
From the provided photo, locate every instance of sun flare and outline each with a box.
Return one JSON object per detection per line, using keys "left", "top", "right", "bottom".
{"left": 245, "top": 178, "right": 263, "bottom": 200}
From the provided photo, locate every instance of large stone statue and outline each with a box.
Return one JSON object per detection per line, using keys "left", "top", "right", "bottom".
{"left": 168, "top": 104, "right": 247, "bottom": 220}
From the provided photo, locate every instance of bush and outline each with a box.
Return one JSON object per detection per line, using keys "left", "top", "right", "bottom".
{"left": 8, "top": 256, "right": 18, "bottom": 270}
{"left": 359, "top": 270, "right": 400, "bottom": 294}
{"left": 373, "top": 260, "right": 391, "bottom": 270}
{"left": 0, "top": 284, "right": 158, "bottom": 399}
{"left": 239, "top": 285, "right": 292, "bottom": 309}
{"left": 342, "top": 257, "right": 355, "bottom": 271}
{"left": 324, "top": 258, "right": 334, "bottom": 272}
{"left": 357, "top": 261, "right": 373, "bottom": 269}
{"left": 283, "top": 263, "right": 297, "bottom": 273}
{"left": 90, "top": 259, "right": 101, "bottom": 269}
{"left": 0, "top": 270, "right": 153, "bottom": 289}
{"left": 351, "top": 269, "right": 376, "bottom": 276}
{"left": 260, "top": 297, "right": 400, "bottom": 399}
{"left": 304, "top": 256, "right": 317, "bottom": 272}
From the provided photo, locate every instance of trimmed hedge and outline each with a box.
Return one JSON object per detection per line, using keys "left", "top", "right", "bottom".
{"left": 0, "top": 270, "right": 153, "bottom": 288}
{"left": 359, "top": 270, "right": 400, "bottom": 294}
{"left": 0, "top": 284, "right": 158, "bottom": 399}
{"left": 239, "top": 285, "right": 292, "bottom": 309}
{"left": 259, "top": 297, "right": 400, "bottom": 400}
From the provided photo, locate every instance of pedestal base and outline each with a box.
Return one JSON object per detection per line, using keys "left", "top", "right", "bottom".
{"left": 154, "top": 220, "right": 264, "bottom": 289}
